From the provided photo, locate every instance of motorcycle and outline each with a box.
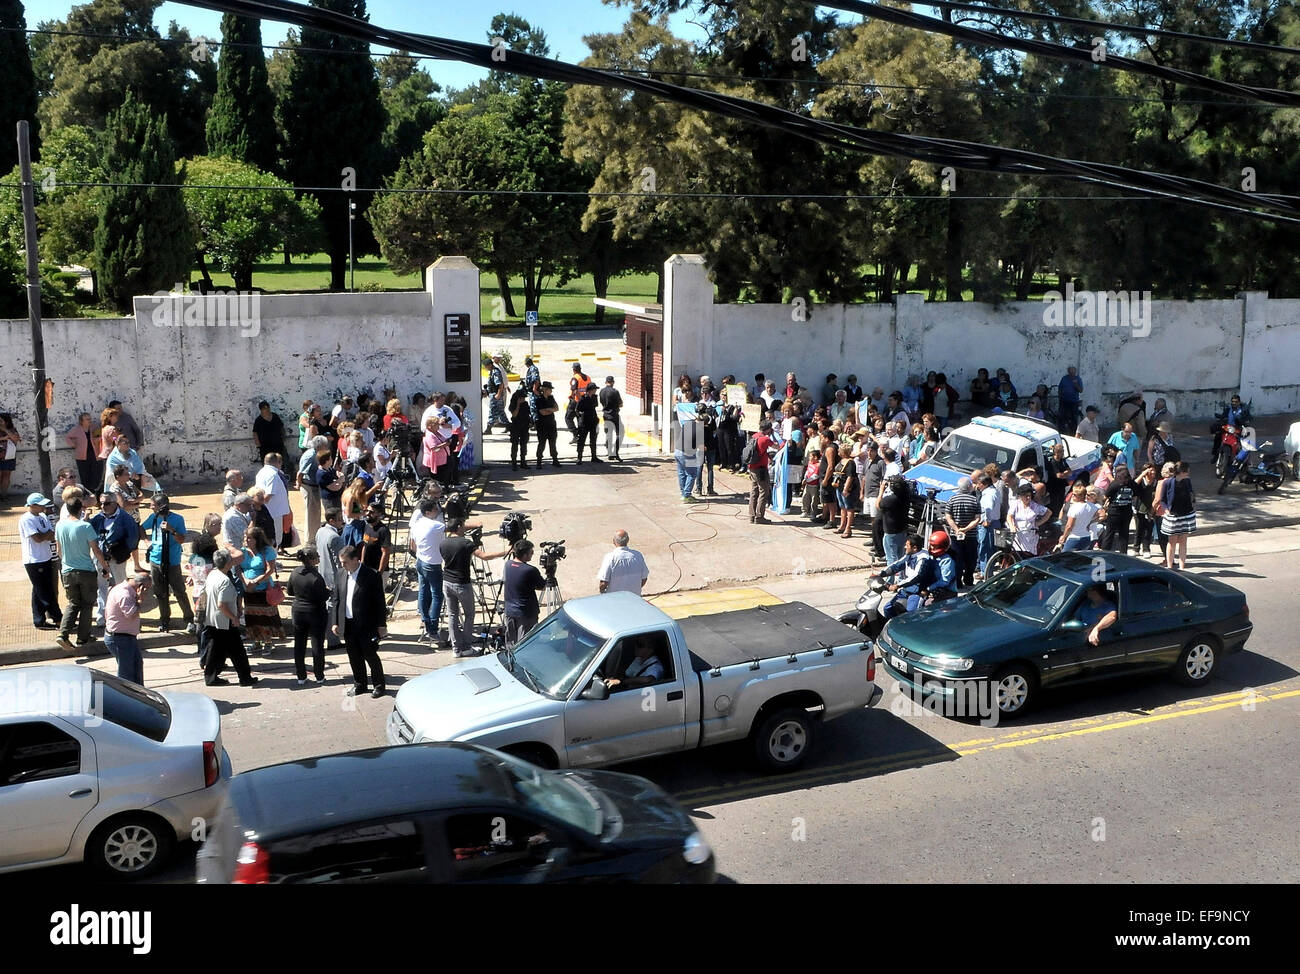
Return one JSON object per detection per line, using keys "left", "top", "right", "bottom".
{"left": 1217, "top": 431, "right": 1286, "bottom": 494}
{"left": 1213, "top": 423, "right": 1246, "bottom": 479}
{"left": 837, "top": 575, "right": 893, "bottom": 640}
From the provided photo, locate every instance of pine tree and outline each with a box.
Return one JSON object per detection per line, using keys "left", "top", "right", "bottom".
{"left": 278, "top": 0, "right": 386, "bottom": 290}
{"left": 95, "top": 93, "right": 193, "bottom": 311}
{"left": 206, "top": 13, "right": 277, "bottom": 171}
{"left": 0, "top": 0, "right": 40, "bottom": 169}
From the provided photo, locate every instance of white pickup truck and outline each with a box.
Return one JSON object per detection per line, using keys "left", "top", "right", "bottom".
{"left": 388, "top": 592, "right": 882, "bottom": 773}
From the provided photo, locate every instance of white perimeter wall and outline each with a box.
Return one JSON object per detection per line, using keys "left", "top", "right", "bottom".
{"left": 661, "top": 255, "right": 1299, "bottom": 444}
{"left": 0, "top": 257, "right": 481, "bottom": 487}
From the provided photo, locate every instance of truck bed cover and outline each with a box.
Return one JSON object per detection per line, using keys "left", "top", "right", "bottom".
{"left": 678, "top": 602, "right": 864, "bottom": 673}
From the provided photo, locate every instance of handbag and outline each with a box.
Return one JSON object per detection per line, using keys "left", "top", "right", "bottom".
{"left": 265, "top": 580, "right": 286, "bottom": 606}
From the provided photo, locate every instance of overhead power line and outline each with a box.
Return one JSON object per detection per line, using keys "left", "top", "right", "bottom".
{"left": 820, "top": 1, "right": 1300, "bottom": 107}
{"left": 166, "top": 0, "right": 1300, "bottom": 227}
{"left": 0, "top": 179, "right": 1164, "bottom": 202}
{"left": 923, "top": 0, "right": 1300, "bottom": 57}
{"left": 7, "top": 25, "right": 1284, "bottom": 108}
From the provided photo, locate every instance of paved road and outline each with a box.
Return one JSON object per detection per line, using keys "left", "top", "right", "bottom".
{"left": 7, "top": 524, "right": 1296, "bottom": 885}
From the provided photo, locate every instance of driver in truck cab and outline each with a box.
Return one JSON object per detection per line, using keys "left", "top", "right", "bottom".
{"left": 605, "top": 637, "right": 665, "bottom": 691}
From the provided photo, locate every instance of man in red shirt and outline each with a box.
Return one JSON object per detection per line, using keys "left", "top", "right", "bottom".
{"left": 748, "top": 422, "right": 776, "bottom": 523}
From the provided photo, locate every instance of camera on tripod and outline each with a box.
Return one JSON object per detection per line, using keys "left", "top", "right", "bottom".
{"left": 499, "top": 512, "right": 532, "bottom": 545}
{"left": 538, "top": 540, "right": 566, "bottom": 576}
{"left": 442, "top": 487, "right": 470, "bottom": 523}
{"left": 466, "top": 525, "right": 484, "bottom": 548}
{"left": 389, "top": 417, "right": 416, "bottom": 458}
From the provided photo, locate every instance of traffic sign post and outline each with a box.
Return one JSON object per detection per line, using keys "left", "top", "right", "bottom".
{"left": 526, "top": 310, "right": 539, "bottom": 358}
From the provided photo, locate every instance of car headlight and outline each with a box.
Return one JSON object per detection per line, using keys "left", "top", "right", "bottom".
{"left": 920, "top": 655, "right": 974, "bottom": 672}
{"left": 682, "top": 831, "right": 712, "bottom": 866}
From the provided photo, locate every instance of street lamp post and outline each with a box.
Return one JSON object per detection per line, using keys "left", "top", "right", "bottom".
{"left": 348, "top": 199, "right": 356, "bottom": 292}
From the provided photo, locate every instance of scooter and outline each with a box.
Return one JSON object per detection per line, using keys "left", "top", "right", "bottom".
{"left": 837, "top": 575, "right": 893, "bottom": 640}
{"left": 1217, "top": 431, "right": 1286, "bottom": 494}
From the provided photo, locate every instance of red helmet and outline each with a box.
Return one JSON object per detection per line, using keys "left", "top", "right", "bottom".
{"left": 928, "top": 530, "right": 950, "bottom": 554}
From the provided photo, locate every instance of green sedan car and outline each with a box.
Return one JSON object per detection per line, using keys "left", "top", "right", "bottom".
{"left": 876, "top": 552, "right": 1252, "bottom": 720}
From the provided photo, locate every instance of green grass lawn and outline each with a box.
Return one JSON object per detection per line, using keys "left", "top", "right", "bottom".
{"left": 189, "top": 254, "right": 659, "bottom": 327}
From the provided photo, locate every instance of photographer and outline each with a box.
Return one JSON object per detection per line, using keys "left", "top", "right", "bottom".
{"left": 440, "top": 517, "right": 509, "bottom": 658}
{"left": 503, "top": 540, "right": 545, "bottom": 647}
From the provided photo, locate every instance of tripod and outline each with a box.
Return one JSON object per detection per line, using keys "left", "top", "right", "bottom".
{"left": 542, "top": 570, "right": 563, "bottom": 614}
{"left": 471, "top": 557, "right": 506, "bottom": 651}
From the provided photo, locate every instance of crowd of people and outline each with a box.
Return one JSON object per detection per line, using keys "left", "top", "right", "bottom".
{"left": 665, "top": 367, "right": 1200, "bottom": 578}
{"left": 6, "top": 358, "right": 1223, "bottom": 692}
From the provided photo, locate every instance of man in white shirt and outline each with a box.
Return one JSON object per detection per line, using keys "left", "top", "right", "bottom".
{"left": 605, "top": 636, "right": 666, "bottom": 690}
{"left": 421, "top": 392, "right": 462, "bottom": 437}
{"left": 597, "top": 530, "right": 649, "bottom": 595}
{"left": 1075, "top": 405, "right": 1101, "bottom": 443}
{"left": 330, "top": 396, "right": 356, "bottom": 428}
{"left": 408, "top": 498, "right": 448, "bottom": 644}
{"left": 201, "top": 550, "right": 256, "bottom": 686}
{"left": 20, "top": 492, "right": 61, "bottom": 629}
{"left": 254, "top": 453, "right": 293, "bottom": 549}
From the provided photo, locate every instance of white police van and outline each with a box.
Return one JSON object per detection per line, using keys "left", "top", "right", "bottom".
{"left": 904, "top": 413, "right": 1102, "bottom": 523}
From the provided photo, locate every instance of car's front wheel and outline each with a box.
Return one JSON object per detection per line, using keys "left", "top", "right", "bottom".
{"left": 87, "top": 813, "right": 175, "bottom": 880}
{"left": 1173, "top": 636, "right": 1219, "bottom": 686}
{"left": 992, "top": 664, "right": 1037, "bottom": 719}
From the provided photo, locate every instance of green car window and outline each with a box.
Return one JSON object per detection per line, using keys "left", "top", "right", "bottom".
{"left": 976, "top": 563, "right": 1080, "bottom": 626}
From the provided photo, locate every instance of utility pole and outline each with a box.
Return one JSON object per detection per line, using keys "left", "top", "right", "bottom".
{"left": 17, "top": 121, "right": 53, "bottom": 498}
{"left": 348, "top": 198, "right": 356, "bottom": 292}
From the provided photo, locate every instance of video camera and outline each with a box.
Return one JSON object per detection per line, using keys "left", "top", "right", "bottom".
{"left": 389, "top": 417, "right": 416, "bottom": 459}
{"left": 499, "top": 512, "right": 532, "bottom": 545}
{"left": 466, "top": 525, "right": 484, "bottom": 549}
{"left": 442, "top": 487, "right": 470, "bottom": 523}
{"left": 538, "top": 540, "right": 566, "bottom": 576}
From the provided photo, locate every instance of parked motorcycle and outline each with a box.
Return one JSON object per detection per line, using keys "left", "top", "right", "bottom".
{"left": 837, "top": 575, "right": 893, "bottom": 640}
{"left": 1213, "top": 423, "right": 1246, "bottom": 479}
{"left": 1217, "top": 431, "right": 1286, "bottom": 494}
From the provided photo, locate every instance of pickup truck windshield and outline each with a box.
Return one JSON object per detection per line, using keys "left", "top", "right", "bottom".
{"left": 931, "top": 433, "right": 1017, "bottom": 474}
{"left": 973, "top": 563, "right": 1078, "bottom": 625}
{"left": 509, "top": 611, "right": 605, "bottom": 698}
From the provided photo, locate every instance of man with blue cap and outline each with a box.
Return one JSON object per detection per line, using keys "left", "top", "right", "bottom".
{"left": 20, "top": 492, "right": 61, "bottom": 629}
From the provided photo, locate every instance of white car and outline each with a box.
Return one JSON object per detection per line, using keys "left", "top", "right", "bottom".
{"left": 1285, "top": 420, "right": 1300, "bottom": 476}
{"left": 0, "top": 664, "right": 231, "bottom": 878}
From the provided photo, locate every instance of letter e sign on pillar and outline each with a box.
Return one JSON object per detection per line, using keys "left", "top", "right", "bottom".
{"left": 444, "top": 313, "right": 472, "bottom": 383}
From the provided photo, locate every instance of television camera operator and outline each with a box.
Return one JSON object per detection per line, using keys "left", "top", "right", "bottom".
{"left": 502, "top": 540, "right": 545, "bottom": 647}
{"left": 440, "top": 516, "right": 509, "bottom": 658}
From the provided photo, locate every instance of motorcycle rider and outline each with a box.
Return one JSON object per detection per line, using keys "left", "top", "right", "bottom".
{"left": 1212, "top": 394, "right": 1252, "bottom": 460}
{"left": 918, "top": 531, "right": 960, "bottom": 605}
{"left": 876, "top": 534, "right": 935, "bottom": 621}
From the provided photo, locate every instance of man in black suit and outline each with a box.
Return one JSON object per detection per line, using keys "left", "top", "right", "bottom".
{"left": 329, "top": 544, "right": 388, "bottom": 698}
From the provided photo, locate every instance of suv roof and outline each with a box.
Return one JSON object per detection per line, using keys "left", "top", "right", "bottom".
{"left": 230, "top": 743, "right": 516, "bottom": 841}
{"left": 967, "top": 413, "right": 1062, "bottom": 443}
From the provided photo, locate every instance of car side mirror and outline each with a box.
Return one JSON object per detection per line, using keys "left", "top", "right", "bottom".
{"left": 581, "top": 678, "right": 609, "bottom": 701}
{"left": 1060, "top": 619, "right": 1086, "bottom": 630}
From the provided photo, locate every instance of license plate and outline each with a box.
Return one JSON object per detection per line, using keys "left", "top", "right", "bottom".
{"left": 890, "top": 654, "right": 908, "bottom": 673}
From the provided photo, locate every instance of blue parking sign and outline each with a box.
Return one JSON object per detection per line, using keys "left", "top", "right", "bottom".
{"left": 526, "top": 311, "right": 539, "bottom": 325}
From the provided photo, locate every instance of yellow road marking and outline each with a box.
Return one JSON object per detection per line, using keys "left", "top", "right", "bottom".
{"left": 675, "top": 685, "right": 1300, "bottom": 806}
{"left": 649, "top": 588, "right": 779, "bottom": 619}
{"left": 623, "top": 428, "right": 662, "bottom": 451}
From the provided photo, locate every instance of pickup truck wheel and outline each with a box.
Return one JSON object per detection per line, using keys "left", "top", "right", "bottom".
{"left": 753, "top": 708, "right": 815, "bottom": 773}
{"left": 992, "top": 665, "right": 1036, "bottom": 719}
{"left": 501, "top": 744, "right": 557, "bottom": 770}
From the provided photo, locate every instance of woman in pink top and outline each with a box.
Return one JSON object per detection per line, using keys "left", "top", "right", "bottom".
{"left": 97, "top": 406, "right": 121, "bottom": 460}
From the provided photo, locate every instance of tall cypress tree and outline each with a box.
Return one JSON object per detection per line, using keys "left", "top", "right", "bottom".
{"left": 206, "top": 13, "right": 277, "bottom": 171}
{"left": 278, "top": 0, "right": 386, "bottom": 290}
{"left": 1, "top": 0, "right": 40, "bottom": 168}
{"left": 95, "top": 93, "right": 193, "bottom": 311}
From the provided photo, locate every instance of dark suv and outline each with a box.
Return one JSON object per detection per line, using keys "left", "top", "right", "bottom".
{"left": 196, "top": 742, "right": 715, "bottom": 884}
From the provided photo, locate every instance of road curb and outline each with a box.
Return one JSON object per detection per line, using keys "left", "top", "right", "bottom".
{"left": 4, "top": 631, "right": 196, "bottom": 666}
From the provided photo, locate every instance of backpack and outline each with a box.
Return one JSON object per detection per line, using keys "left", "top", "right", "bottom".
{"left": 740, "top": 435, "right": 758, "bottom": 468}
